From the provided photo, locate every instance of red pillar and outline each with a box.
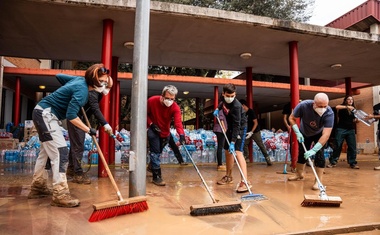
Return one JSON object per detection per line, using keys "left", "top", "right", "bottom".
{"left": 195, "top": 98, "right": 200, "bottom": 129}
{"left": 99, "top": 19, "right": 113, "bottom": 177}
{"left": 108, "top": 56, "right": 118, "bottom": 164}
{"left": 289, "top": 41, "right": 300, "bottom": 168}
{"left": 13, "top": 77, "right": 21, "bottom": 127}
{"left": 245, "top": 67, "right": 253, "bottom": 162}
{"left": 345, "top": 77, "right": 352, "bottom": 96}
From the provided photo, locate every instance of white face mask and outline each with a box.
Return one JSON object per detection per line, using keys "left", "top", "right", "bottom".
{"left": 224, "top": 96, "right": 235, "bottom": 104}
{"left": 314, "top": 107, "right": 327, "bottom": 117}
{"left": 163, "top": 99, "right": 174, "bottom": 107}
{"left": 94, "top": 85, "right": 106, "bottom": 94}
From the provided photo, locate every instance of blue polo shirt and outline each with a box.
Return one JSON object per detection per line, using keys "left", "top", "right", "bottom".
{"left": 293, "top": 100, "right": 334, "bottom": 137}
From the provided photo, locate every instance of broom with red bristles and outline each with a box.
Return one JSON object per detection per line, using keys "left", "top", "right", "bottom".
{"left": 81, "top": 108, "right": 148, "bottom": 222}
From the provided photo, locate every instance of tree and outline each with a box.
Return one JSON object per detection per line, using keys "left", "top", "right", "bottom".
{"left": 158, "top": 0, "right": 315, "bottom": 22}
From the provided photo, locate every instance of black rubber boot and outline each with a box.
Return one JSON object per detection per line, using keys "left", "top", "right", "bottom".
{"left": 152, "top": 168, "right": 166, "bottom": 186}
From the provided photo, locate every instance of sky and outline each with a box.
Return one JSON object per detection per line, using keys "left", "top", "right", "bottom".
{"left": 307, "top": 0, "right": 368, "bottom": 26}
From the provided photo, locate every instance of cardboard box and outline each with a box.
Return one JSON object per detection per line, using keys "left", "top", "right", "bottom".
{"left": 0, "top": 138, "right": 19, "bottom": 150}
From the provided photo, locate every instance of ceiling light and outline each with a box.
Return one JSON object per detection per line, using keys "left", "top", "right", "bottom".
{"left": 123, "top": 41, "right": 134, "bottom": 49}
{"left": 330, "top": 64, "right": 342, "bottom": 69}
{"left": 239, "top": 52, "right": 252, "bottom": 59}
{"left": 183, "top": 91, "right": 189, "bottom": 95}
{"left": 39, "top": 85, "right": 45, "bottom": 90}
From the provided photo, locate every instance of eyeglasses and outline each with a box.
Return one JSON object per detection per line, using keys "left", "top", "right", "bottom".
{"left": 99, "top": 67, "right": 110, "bottom": 74}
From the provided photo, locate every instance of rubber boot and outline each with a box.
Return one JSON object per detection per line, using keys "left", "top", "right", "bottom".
{"left": 28, "top": 170, "right": 52, "bottom": 199}
{"left": 51, "top": 179, "right": 80, "bottom": 208}
{"left": 312, "top": 167, "right": 324, "bottom": 190}
{"left": 288, "top": 163, "right": 306, "bottom": 181}
{"left": 152, "top": 168, "right": 166, "bottom": 186}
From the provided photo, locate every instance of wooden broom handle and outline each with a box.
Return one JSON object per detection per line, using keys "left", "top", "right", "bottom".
{"left": 81, "top": 108, "right": 124, "bottom": 201}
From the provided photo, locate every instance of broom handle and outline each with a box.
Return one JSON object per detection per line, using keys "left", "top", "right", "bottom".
{"left": 182, "top": 145, "right": 217, "bottom": 203}
{"left": 81, "top": 108, "right": 124, "bottom": 201}
{"left": 301, "top": 142, "right": 326, "bottom": 192}
{"left": 216, "top": 116, "right": 253, "bottom": 194}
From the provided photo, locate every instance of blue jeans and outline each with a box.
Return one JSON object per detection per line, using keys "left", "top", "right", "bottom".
{"left": 147, "top": 127, "right": 169, "bottom": 169}
{"left": 330, "top": 128, "right": 357, "bottom": 165}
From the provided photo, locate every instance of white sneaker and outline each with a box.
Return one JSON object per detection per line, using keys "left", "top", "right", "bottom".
{"left": 374, "top": 166, "right": 380, "bottom": 171}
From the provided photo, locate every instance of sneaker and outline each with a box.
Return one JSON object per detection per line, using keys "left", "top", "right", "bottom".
{"left": 217, "top": 165, "right": 226, "bottom": 171}
{"left": 152, "top": 176, "right": 166, "bottom": 186}
{"left": 374, "top": 166, "right": 380, "bottom": 171}
{"left": 179, "top": 162, "right": 188, "bottom": 166}
{"left": 265, "top": 156, "right": 273, "bottom": 166}
{"left": 28, "top": 187, "right": 53, "bottom": 199}
{"left": 51, "top": 193, "right": 80, "bottom": 208}
{"left": 217, "top": 175, "right": 233, "bottom": 185}
{"left": 327, "top": 163, "right": 336, "bottom": 168}
{"left": 72, "top": 173, "right": 91, "bottom": 184}
{"left": 236, "top": 181, "right": 252, "bottom": 193}
{"left": 350, "top": 164, "right": 360, "bottom": 169}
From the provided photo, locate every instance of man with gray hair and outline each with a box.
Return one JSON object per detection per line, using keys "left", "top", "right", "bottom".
{"left": 288, "top": 93, "right": 334, "bottom": 190}
{"left": 147, "top": 85, "right": 186, "bottom": 186}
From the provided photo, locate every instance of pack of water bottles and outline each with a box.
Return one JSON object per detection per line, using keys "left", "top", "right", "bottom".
{"left": 253, "top": 130, "right": 290, "bottom": 163}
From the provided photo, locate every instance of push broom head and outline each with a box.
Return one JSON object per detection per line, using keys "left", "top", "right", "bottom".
{"left": 241, "top": 194, "right": 267, "bottom": 202}
{"left": 301, "top": 194, "right": 342, "bottom": 207}
{"left": 190, "top": 200, "right": 242, "bottom": 216}
{"left": 89, "top": 196, "right": 148, "bottom": 222}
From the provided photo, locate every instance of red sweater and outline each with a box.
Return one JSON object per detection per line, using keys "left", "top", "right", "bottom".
{"left": 147, "top": 95, "right": 184, "bottom": 138}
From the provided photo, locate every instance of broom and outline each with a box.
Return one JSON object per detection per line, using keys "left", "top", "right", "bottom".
{"left": 81, "top": 108, "right": 148, "bottom": 222}
{"left": 216, "top": 116, "right": 266, "bottom": 201}
{"left": 300, "top": 142, "right": 342, "bottom": 207}
{"left": 276, "top": 130, "right": 291, "bottom": 174}
{"left": 181, "top": 143, "right": 242, "bottom": 216}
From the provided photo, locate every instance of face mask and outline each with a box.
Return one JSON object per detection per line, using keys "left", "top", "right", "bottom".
{"left": 224, "top": 96, "right": 235, "bottom": 104}
{"left": 314, "top": 107, "right": 327, "bottom": 117}
{"left": 94, "top": 85, "right": 106, "bottom": 94}
{"left": 163, "top": 99, "right": 174, "bottom": 107}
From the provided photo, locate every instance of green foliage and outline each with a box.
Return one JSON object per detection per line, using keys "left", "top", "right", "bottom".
{"left": 157, "top": 0, "right": 315, "bottom": 22}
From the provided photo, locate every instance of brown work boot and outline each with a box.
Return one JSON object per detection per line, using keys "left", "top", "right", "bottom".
{"left": 28, "top": 186, "right": 53, "bottom": 199}
{"left": 51, "top": 193, "right": 80, "bottom": 207}
{"left": 72, "top": 173, "right": 91, "bottom": 185}
{"left": 288, "top": 163, "right": 306, "bottom": 181}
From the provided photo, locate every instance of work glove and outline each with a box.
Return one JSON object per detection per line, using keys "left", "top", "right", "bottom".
{"left": 103, "top": 124, "right": 113, "bottom": 136}
{"left": 150, "top": 124, "right": 161, "bottom": 134}
{"left": 213, "top": 109, "right": 219, "bottom": 117}
{"left": 292, "top": 124, "right": 304, "bottom": 143}
{"left": 304, "top": 142, "right": 323, "bottom": 160}
{"left": 245, "top": 131, "right": 253, "bottom": 139}
{"left": 179, "top": 134, "right": 186, "bottom": 145}
{"left": 88, "top": 128, "right": 97, "bottom": 136}
{"left": 229, "top": 142, "right": 235, "bottom": 154}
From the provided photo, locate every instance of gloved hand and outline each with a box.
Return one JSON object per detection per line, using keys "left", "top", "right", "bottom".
{"left": 229, "top": 142, "right": 235, "bottom": 154}
{"left": 304, "top": 142, "right": 323, "bottom": 160}
{"left": 88, "top": 128, "right": 97, "bottom": 136}
{"left": 292, "top": 124, "right": 304, "bottom": 143}
{"left": 245, "top": 131, "right": 253, "bottom": 139}
{"left": 213, "top": 109, "right": 219, "bottom": 117}
{"left": 150, "top": 124, "right": 161, "bottom": 134}
{"left": 179, "top": 134, "right": 186, "bottom": 145}
{"left": 103, "top": 124, "right": 113, "bottom": 136}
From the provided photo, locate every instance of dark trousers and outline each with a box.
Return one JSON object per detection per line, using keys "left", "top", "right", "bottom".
{"left": 168, "top": 134, "right": 184, "bottom": 163}
{"left": 215, "top": 132, "right": 225, "bottom": 166}
{"left": 330, "top": 128, "right": 357, "bottom": 165}
{"left": 67, "top": 121, "right": 86, "bottom": 174}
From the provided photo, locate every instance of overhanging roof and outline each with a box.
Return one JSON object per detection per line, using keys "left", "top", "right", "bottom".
{"left": 1, "top": 0, "right": 379, "bottom": 112}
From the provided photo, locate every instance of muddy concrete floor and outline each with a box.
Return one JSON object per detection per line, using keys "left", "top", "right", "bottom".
{"left": 0, "top": 153, "right": 379, "bottom": 235}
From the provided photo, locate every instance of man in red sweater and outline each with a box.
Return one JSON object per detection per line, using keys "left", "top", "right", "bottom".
{"left": 147, "top": 85, "right": 186, "bottom": 186}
